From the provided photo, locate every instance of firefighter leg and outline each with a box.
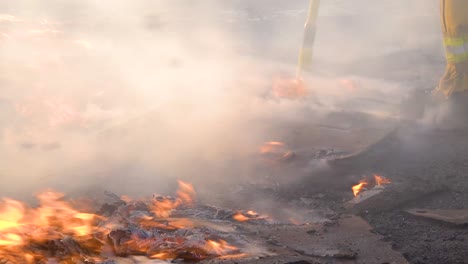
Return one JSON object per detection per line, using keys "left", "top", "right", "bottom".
{"left": 436, "top": 0, "right": 468, "bottom": 97}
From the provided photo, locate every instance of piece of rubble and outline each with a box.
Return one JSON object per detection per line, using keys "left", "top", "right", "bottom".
{"left": 406, "top": 209, "right": 468, "bottom": 225}
{"left": 346, "top": 183, "right": 447, "bottom": 213}
{"left": 345, "top": 188, "right": 384, "bottom": 209}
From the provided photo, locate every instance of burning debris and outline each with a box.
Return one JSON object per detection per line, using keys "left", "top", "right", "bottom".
{"left": 0, "top": 181, "right": 270, "bottom": 263}
{"left": 271, "top": 77, "right": 308, "bottom": 100}
{"left": 352, "top": 175, "right": 392, "bottom": 197}
{"left": 232, "top": 210, "right": 268, "bottom": 223}
{"left": 259, "top": 141, "right": 295, "bottom": 163}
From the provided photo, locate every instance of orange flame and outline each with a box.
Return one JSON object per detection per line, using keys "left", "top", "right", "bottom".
{"left": 233, "top": 213, "right": 249, "bottom": 222}
{"left": 259, "top": 141, "right": 285, "bottom": 154}
{"left": 150, "top": 180, "right": 196, "bottom": 218}
{"left": 0, "top": 190, "right": 102, "bottom": 263}
{"left": 374, "top": 175, "right": 391, "bottom": 186}
{"left": 205, "top": 239, "right": 238, "bottom": 256}
{"left": 176, "top": 180, "right": 195, "bottom": 204}
{"left": 0, "top": 181, "right": 253, "bottom": 262}
{"left": 352, "top": 175, "right": 392, "bottom": 196}
{"left": 340, "top": 79, "right": 359, "bottom": 92}
{"left": 272, "top": 77, "right": 308, "bottom": 99}
{"left": 352, "top": 181, "right": 368, "bottom": 197}
{"left": 232, "top": 210, "right": 266, "bottom": 222}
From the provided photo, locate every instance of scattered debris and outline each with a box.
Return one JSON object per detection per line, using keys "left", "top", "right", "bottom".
{"left": 406, "top": 209, "right": 468, "bottom": 226}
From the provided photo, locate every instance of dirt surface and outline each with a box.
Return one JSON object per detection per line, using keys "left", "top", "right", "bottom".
{"left": 198, "top": 215, "right": 408, "bottom": 264}
{"left": 323, "top": 126, "right": 468, "bottom": 264}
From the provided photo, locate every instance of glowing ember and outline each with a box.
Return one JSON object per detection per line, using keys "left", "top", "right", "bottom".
{"left": 375, "top": 174, "right": 391, "bottom": 186}
{"left": 340, "top": 79, "right": 359, "bottom": 92}
{"left": 272, "top": 77, "right": 308, "bottom": 99}
{"left": 259, "top": 141, "right": 285, "bottom": 154}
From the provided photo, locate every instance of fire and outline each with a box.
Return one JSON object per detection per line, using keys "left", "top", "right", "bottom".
{"left": 352, "top": 181, "right": 368, "bottom": 197}
{"left": 272, "top": 77, "right": 308, "bottom": 99}
{"left": 205, "top": 239, "right": 239, "bottom": 256}
{"left": 0, "top": 181, "right": 251, "bottom": 262}
{"left": 15, "top": 97, "right": 83, "bottom": 128}
{"left": 232, "top": 210, "right": 267, "bottom": 222}
{"left": 352, "top": 175, "right": 392, "bottom": 196}
{"left": 0, "top": 191, "right": 102, "bottom": 262}
{"left": 375, "top": 174, "right": 391, "bottom": 186}
{"left": 340, "top": 79, "right": 359, "bottom": 92}
{"left": 150, "top": 180, "right": 195, "bottom": 218}
{"left": 233, "top": 213, "right": 249, "bottom": 222}
{"left": 259, "top": 141, "right": 285, "bottom": 154}
{"left": 259, "top": 141, "right": 295, "bottom": 162}
{"left": 177, "top": 180, "right": 196, "bottom": 204}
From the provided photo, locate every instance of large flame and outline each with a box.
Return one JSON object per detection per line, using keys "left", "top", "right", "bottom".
{"left": 0, "top": 191, "right": 102, "bottom": 262}
{"left": 0, "top": 181, "right": 247, "bottom": 262}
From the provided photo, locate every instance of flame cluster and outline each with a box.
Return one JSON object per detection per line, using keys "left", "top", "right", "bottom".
{"left": 0, "top": 181, "right": 245, "bottom": 262}
{"left": 0, "top": 191, "right": 102, "bottom": 262}
{"left": 150, "top": 180, "right": 195, "bottom": 218}
{"left": 352, "top": 175, "right": 392, "bottom": 197}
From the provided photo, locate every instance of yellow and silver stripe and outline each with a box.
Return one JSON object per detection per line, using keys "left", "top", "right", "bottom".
{"left": 297, "top": 0, "right": 320, "bottom": 76}
{"left": 444, "top": 36, "right": 468, "bottom": 63}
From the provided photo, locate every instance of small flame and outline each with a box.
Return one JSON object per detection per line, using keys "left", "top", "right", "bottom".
{"left": 259, "top": 141, "right": 285, "bottom": 154}
{"left": 272, "top": 77, "right": 308, "bottom": 99}
{"left": 375, "top": 175, "right": 391, "bottom": 186}
{"left": 233, "top": 213, "right": 249, "bottom": 222}
{"left": 150, "top": 180, "right": 196, "bottom": 218}
{"left": 352, "top": 181, "right": 368, "bottom": 197}
{"left": 150, "top": 252, "right": 176, "bottom": 260}
{"left": 177, "top": 180, "right": 195, "bottom": 204}
{"left": 340, "top": 79, "right": 359, "bottom": 92}
{"left": 205, "top": 239, "right": 238, "bottom": 256}
{"left": 352, "top": 175, "right": 392, "bottom": 196}
{"left": 288, "top": 217, "right": 302, "bottom": 225}
{"left": 232, "top": 210, "right": 266, "bottom": 222}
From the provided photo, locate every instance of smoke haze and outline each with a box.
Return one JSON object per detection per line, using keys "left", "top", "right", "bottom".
{"left": 0, "top": 1, "right": 445, "bottom": 201}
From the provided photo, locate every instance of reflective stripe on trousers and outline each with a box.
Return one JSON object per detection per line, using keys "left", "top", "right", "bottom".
{"left": 445, "top": 36, "right": 468, "bottom": 63}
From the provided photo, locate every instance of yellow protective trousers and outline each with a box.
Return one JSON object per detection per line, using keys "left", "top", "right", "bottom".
{"left": 437, "top": 0, "right": 468, "bottom": 96}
